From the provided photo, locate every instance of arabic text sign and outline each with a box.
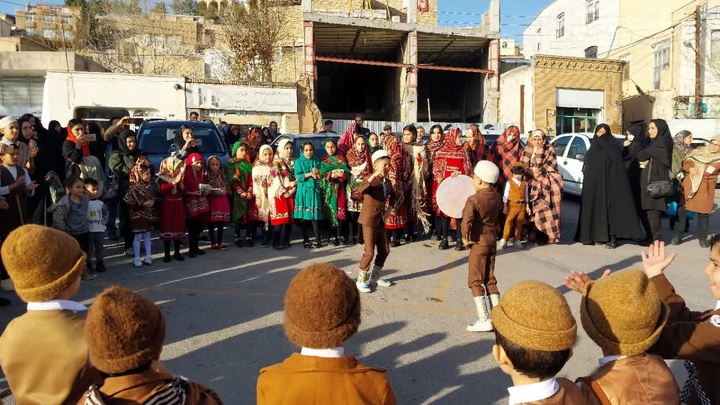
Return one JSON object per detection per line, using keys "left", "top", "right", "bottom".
{"left": 187, "top": 84, "right": 297, "bottom": 113}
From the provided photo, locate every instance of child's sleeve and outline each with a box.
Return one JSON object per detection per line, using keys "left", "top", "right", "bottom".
{"left": 502, "top": 182, "right": 510, "bottom": 204}
{"left": 52, "top": 204, "right": 66, "bottom": 231}
{"left": 460, "top": 198, "right": 475, "bottom": 241}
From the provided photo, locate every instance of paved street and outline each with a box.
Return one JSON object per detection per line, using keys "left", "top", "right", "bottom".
{"left": 1, "top": 195, "right": 717, "bottom": 404}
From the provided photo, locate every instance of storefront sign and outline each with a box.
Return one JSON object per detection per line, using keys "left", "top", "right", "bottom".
{"left": 186, "top": 84, "right": 297, "bottom": 113}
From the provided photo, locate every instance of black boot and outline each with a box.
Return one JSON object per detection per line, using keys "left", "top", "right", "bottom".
{"left": 283, "top": 224, "right": 292, "bottom": 248}
{"left": 672, "top": 207, "right": 687, "bottom": 245}
{"left": 173, "top": 240, "right": 184, "bottom": 261}
{"left": 438, "top": 239, "right": 449, "bottom": 250}
{"left": 96, "top": 260, "right": 106, "bottom": 273}
{"left": 261, "top": 226, "right": 272, "bottom": 248}
{"left": 605, "top": 235, "right": 618, "bottom": 249}
{"left": 163, "top": 240, "right": 172, "bottom": 262}
{"left": 273, "top": 226, "right": 282, "bottom": 250}
{"left": 699, "top": 214, "right": 710, "bottom": 248}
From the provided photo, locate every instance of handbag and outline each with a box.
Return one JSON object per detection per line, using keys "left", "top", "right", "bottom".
{"left": 646, "top": 159, "right": 674, "bottom": 198}
{"left": 102, "top": 176, "right": 119, "bottom": 200}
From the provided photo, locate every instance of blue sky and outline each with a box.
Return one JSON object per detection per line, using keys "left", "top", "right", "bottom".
{"left": 1, "top": 0, "right": 549, "bottom": 44}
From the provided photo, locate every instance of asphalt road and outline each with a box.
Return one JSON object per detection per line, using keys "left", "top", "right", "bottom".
{"left": 0, "top": 196, "right": 716, "bottom": 404}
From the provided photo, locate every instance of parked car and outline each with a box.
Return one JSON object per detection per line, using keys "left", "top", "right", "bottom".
{"left": 549, "top": 133, "right": 625, "bottom": 196}
{"left": 136, "top": 120, "right": 229, "bottom": 172}
{"left": 271, "top": 133, "right": 341, "bottom": 161}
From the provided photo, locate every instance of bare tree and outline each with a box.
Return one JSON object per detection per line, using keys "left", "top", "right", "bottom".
{"left": 221, "top": 0, "right": 289, "bottom": 82}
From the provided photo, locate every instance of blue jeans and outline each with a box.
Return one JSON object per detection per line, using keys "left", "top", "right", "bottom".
{"left": 106, "top": 197, "right": 119, "bottom": 235}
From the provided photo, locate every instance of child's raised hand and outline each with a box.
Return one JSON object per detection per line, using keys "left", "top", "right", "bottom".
{"left": 641, "top": 240, "right": 677, "bottom": 278}
{"left": 563, "top": 269, "right": 611, "bottom": 294}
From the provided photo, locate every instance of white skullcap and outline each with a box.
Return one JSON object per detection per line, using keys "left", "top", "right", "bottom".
{"left": 0, "top": 116, "right": 18, "bottom": 129}
{"left": 473, "top": 160, "right": 500, "bottom": 184}
{"left": 371, "top": 149, "right": 390, "bottom": 164}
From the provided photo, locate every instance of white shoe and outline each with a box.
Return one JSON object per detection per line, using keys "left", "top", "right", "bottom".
{"left": 370, "top": 265, "right": 392, "bottom": 288}
{"left": 490, "top": 293, "right": 500, "bottom": 308}
{"left": 507, "top": 238, "right": 514, "bottom": 247}
{"left": 514, "top": 241, "right": 524, "bottom": 249}
{"left": 356, "top": 281, "right": 371, "bottom": 293}
{"left": 466, "top": 319, "right": 494, "bottom": 332}
{"left": 0, "top": 279, "right": 14, "bottom": 292}
{"left": 497, "top": 239, "right": 507, "bottom": 250}
{"left": 133, "top": 259, "right": 143, "bottom": 268}
{"left": 143, "top": 257, "right": 152, "bottom": 265}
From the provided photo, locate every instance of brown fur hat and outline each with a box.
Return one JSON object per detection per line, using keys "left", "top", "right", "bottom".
{"left": 581, "top": 270, "right": 669, "bottom": 356}
{"left": 284, "top": 263, "right": 361, "bottom": 349}
{"left": 0, "top": 224, "right": 85, "bottom": 302}
{"left": 492, "top": 280, "right": 577, "bottom": 351}
{"left": 85, "top": 286, "right": 166, "bottom": 374}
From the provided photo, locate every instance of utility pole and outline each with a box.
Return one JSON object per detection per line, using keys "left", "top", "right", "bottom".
{"left": 695, "top": 4, "right": 703, "bottom": 119}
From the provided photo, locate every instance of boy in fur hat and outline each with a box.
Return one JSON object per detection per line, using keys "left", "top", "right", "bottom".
{"left": 491, "top": 281, "right": 589, "bottom": 404}
{"left": 462, "top": 160, "right": 503, "bottom": 332}
{"left": 258, "top": 263, "right": 396, "bottom": 404}
{"left": 0, "top": 224, "right": 102, "bottom": 404}
{"left": 81, "top": 286, "right": 224, "bottom": 404}
{"left": 565, "top": 269, "right": 679, "bottom": 404}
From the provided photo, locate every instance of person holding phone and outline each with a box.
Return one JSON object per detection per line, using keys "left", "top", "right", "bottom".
{"left": 173, "top": 124, "right": 201, "bottom": 161}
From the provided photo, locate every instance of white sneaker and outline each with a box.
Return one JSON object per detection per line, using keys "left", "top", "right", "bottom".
{"left": 497, "top": 239, "right": 507, "bottom": 250}
{"left": 514, "top": 241, "right": 524, "bottom": 249}
{"left": 375, "top": 278, "right": 392, "bottom": 288}
{"left": 143, "top": 257, "right": 152, "bottom": 266}
{"left": 0, "top": 279, "right": 14, "bottom": 292}
{"left": 490, "top": 293, "right": 500, "bottom": 308}
{"left": 370, "top": 265, "right": 392, "bottom": 288}
{"left": 507, "top": 238, "right": 514, "bottom": 247}
{"left": 356, "top": 281, "right": 371, "bottom": 293}
{"left": 133, "top": 259, "right": 143, "bottom": 268}
{"left": 466, "top": 319, "right": 494, "bottom": 332}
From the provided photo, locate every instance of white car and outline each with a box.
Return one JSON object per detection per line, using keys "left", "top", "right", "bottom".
{"left": 549, "top": 133, "right": 625, "bottom": 196}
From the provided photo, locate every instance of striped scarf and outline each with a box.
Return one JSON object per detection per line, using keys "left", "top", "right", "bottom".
{"left": 83, "top": 377, "right": 188, "bottom": 405}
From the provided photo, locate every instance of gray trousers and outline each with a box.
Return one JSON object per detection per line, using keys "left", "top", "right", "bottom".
{"left": 87, "top": 232, "right": 105, "bottom": 269}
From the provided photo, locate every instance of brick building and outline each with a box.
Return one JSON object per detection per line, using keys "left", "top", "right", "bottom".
{"left": 500, "top": 54, "right": 625, "bottom": 135}
{"left": 15, "top": 4, "right": 88, "bottom": 46}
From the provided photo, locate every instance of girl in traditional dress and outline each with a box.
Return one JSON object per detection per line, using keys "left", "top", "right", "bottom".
{"left": 294, "top": 141, "right": 323, "bottom": 248}
{"left": 183, "top": 153, "right": 210, "bottom": 257}
{"left": 432, "top": 128, "right": 473, "bottom": 251}
{"left": 368, "top": 132, "right": 381, "bottom": 154}
{"left": 399, "top": 124, "right": 431, "bottom": 243}
{"left": 520, "top": 129, "right": 564, "bottom": 245}
{"left": 491, "top": 125, "right": 523, "bottom": 192}
{"left": 206, "top": 156, "right": 231, "bottom": 250}
{"left": 158, "top": 154, "right": 186, "bottom": 262}
{"left": 226, "top": 142, "right": 256, "bottom": 247}
{"left": 346, "top": 134, "right": 373, "bottom": 245}
{"left": 465, "top": 124, "right": 488, "bottom": 167}
{"left": 337, "top": 123, "right": 359, "bottom": 157}
{"left": 320, "top": 138, "right": 350, "bottom": 246}
{"left": 383, "top": 135, "right": 409, "bottom": 247}
{"left": 124, "top": 161, "right": 157, "bottom": 267}
{"left": 269, "top": 139, "right": 296, "bottom": 249}
{"left": 426, "top": 124, "right": 445, "bottom": 240}
{"left": 252, "top": 145, "right": 275, "bottom": 247}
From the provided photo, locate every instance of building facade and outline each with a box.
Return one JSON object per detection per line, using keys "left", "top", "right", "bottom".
{"left": 15, "top": 4, "right": 88, "bottom": 46}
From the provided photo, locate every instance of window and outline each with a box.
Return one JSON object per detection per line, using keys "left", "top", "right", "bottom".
{"left": 653, "top": 40, "right": 670, "bottom": 90}
{"left": 584, "top": 46, "right": 598, "bottom": 58}
{"left": 568, "top": 137, "right": 588, "bottom": 160}
{"left": 551, "top": 135, "right": 572, "bottom": 157}
{"left": 62, "top": 7, "right": 70, "bottom": 14}
{"left": 620, "top": 54, "right": 631, "bottom": 80}
{"left": 49, "top": 6, "right": 61, "bottom": 13}
{"left": 556, "top": 107, "right": 600, "bottom": 135}
{"left": 536, "top": 28, "right": 541, "bottom": 52}
{"left": 42, "top": 29, "right": 55, "bottom": 39}
{"left": 586, "top": 0, "right": 600, "bottom": 24}
{"left": 24, "top": 14, "right": 34, "bottom": 23}
{"left": 63, "top": 30, "right": 72, "bottom": 40}
{"left": 556, "top": 13, "right": 565, "bottom": 38}
{"left": 712, "top": 31, "right": 720, "bottom": 61}
{"left": 25, "top": 28, "right": 34, "bottom": 36}
{"left": 43, "top": 15, "right": 55, "bottom": 24}
{"left": 61, "top": 16, "right": 70, "bottom": 25}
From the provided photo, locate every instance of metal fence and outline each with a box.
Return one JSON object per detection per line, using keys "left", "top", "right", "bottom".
{"left": 330, "top": 119, "right": 517, "bottom": 135}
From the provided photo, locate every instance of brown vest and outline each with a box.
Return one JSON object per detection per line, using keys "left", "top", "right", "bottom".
{"left": 578, "top": 354, "right": 680, "bottom": 404}
{"left": 508, "top": 179, "right": 527, "bottom": 203}
{"left": 0, "top": 164, "right": 26, "bottom": 236}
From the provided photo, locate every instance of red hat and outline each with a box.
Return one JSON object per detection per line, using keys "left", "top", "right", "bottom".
{"left": 186, "top": 153, "right": 203, "bottom": 165}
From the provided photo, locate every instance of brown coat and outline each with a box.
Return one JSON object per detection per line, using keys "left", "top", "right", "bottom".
{"left": 461, "top": 187, "right": 503, "bottom": 247}
{"left": 577, "top": 353, "right": 680, "bottom": 404}
{"left": 681, "top": 160, "right": 720, "bottom": 214}
{"left": 0, "top": 310, "right": 102, "bottom": 405}
{"left": 649, "top": 274, "right": 720, "bottom": 405}
{"left": 78, "top": 368, "right": 223, "bottom": 405}
{"left": 521, "top": 378, "right": 592, "bottom": 405}
{"left": 357, "top": 175, "right": 391, "bottom": 227}
{"left": 257, "top": 353, "right": 396, "bottom": 405}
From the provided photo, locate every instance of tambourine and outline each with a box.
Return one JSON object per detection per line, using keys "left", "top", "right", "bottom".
{"left": 436, "top": 175, "right": 475, "bottom": 219}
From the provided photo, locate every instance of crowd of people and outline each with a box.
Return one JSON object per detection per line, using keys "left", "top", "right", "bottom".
{"left": 0, "top": 223, "right": 717, "bottom": 404}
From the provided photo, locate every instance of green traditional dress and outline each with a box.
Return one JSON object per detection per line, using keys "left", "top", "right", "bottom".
{"left": 293, "top": 153, "right": 323, "bottom": 220}
{"left": 225, "top": 142, "right": 255, "bottom": 224}
{"left": 320, "top": 147, "right": 350, "bottom": 228}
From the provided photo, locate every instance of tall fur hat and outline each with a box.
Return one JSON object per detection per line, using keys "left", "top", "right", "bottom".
{"left": 0, "top": 225, "right": 85, "bottom": 302}
{"left": 581, "top": 270, "right": 669, "bottom": 356}
{"left": 284, "top": 263, "right": 361, "bottom": 349}
{"left": 85, "top": 286, "right": 167, "bottom": 374}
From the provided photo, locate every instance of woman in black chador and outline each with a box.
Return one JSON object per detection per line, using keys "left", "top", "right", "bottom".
{"left": 575, "top": 124, "right": 642, "bottom": 248}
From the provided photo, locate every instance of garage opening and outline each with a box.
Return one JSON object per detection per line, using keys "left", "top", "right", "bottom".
{"left": 316, "top": 62, "right": 398, "bottom": 121}
{"left": 417, "top": 70, "right": 484, "bottom": 122}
